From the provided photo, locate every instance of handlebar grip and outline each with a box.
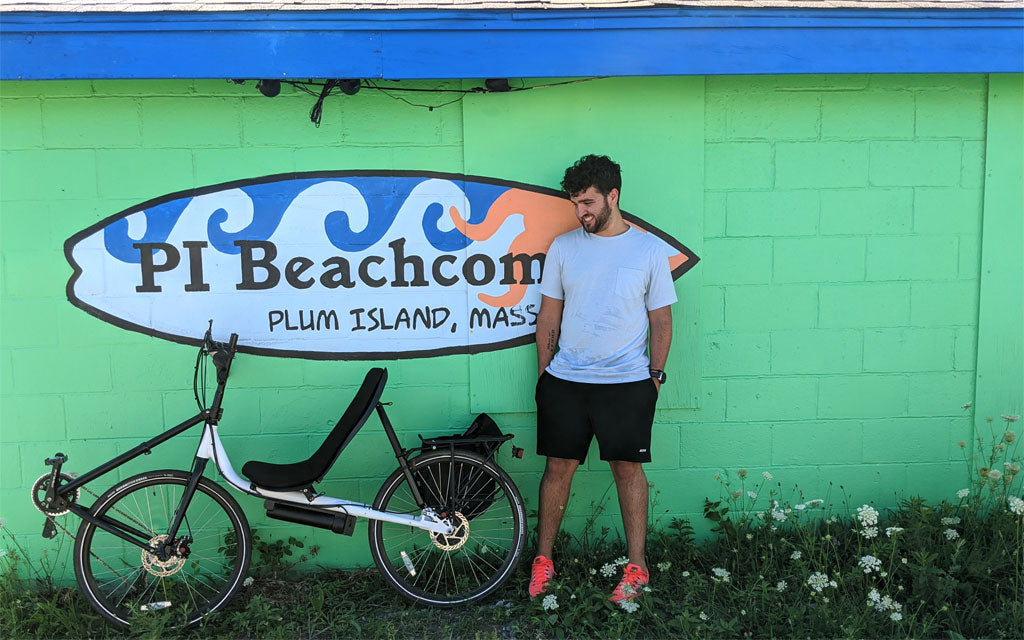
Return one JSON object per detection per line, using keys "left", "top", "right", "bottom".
{"left": 229, "top": 334, "right": 239, "bottom": 351}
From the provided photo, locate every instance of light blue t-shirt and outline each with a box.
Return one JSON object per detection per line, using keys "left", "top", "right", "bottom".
{"left": 539, "top": 226, "right": 677, "bottom": 384}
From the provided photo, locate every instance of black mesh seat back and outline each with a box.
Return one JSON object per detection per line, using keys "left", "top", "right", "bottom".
{"left": 306, "top": 367, "right": 387, "bottom": 484}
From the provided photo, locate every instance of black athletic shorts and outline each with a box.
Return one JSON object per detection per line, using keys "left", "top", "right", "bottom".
{"left": 535, "top": 371, "right": 658, "bottom": 464}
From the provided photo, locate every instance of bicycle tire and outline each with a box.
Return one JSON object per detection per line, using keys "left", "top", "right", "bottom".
{"left": 368, "top": 450, "right": 525, "bottom": 606}
{"left": 73, "top": 469, "right": 252, "bottom": 629}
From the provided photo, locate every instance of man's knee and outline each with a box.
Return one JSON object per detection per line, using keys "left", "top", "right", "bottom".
{"left": 543, "top": 456, "right": 580, "bottom": 480}
{"left": 608, "top": 460, "right": 645, "bottom": 483}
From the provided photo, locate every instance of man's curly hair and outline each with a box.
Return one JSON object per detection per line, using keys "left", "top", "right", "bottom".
{"left": 561, "top": 155, "right": 622, "bottom": 198}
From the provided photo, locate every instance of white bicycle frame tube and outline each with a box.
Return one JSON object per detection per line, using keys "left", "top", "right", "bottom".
{"left": 195, "top": 423, "right": 454, "bottom": 536}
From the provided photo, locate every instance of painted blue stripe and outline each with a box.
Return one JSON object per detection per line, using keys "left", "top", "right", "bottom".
{"left": 1, "top": 8, "right": 1022, "bottom": 80}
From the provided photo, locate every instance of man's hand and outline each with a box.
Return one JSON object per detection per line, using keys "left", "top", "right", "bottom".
{"left": 652, "top": 378, "right": 661, "bottom": 393}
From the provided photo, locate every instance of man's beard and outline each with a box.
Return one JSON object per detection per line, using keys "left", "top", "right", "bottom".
{"left": 581, "top": 198, "right": 612, "bottom": 234}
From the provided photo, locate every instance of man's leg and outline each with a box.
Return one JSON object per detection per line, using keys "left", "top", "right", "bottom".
{"left": 536, "top": 456, "right": 579, "bottom": 559}
{"left": 609, "top": 460, "right": 648, "bottom": 571}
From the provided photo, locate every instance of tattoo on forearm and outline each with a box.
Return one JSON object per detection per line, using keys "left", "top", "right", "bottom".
{"left": 546, "top": 330, "right": 557, "bottom": 353}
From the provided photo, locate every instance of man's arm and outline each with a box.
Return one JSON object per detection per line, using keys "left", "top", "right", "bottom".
{"left": 648, "top": 305, "right": 673, "bottom": 392}
{"left": 536, "top": 295, "right": 563, "bottom": 378}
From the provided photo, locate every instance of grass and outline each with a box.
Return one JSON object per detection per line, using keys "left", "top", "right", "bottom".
{"left": 2, "top": 417, "right": 1022, "bottom": 639}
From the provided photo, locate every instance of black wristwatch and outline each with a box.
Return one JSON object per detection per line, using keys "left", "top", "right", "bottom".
{"left": 650, "top": 369, "right": 667, "bottom": 384}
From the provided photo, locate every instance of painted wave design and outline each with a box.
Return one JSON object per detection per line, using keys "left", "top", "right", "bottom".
{"left": 67, "top": 171, "right": 699, "bottom": 360}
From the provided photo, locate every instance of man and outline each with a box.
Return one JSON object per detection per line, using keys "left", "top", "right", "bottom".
{"left": 530, "top": 154, "right": 676, "bottom": 604}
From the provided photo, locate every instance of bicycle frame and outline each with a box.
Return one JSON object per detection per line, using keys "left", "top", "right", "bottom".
{"left": 47, "top": 336, "right": 455, "bottom": 557}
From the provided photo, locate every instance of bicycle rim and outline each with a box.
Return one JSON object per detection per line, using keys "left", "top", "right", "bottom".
{"left": 369, "top": 451, "right": 525, "bottom": 605}
{"left": 74, "top": 471, "right": 251, "bottom": 629}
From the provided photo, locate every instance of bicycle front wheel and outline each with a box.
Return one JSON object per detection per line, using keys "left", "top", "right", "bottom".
{"left": 73, "top": 469, "right": 252, "bottom": 629}
{"left": 368, "top": 450, "right": 525, "bottom": 606}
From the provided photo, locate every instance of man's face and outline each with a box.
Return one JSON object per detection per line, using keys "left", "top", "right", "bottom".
{"left": 569, "top": 186, "right": 615, "bottom": 234}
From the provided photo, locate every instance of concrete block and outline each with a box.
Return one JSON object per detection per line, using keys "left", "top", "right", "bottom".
{"left": 0, "top": 298, "right": 61, "bottom": 346}
{"left": 724, "top": 285, "right": 817, "bottom": 330}
{"left": 870, "top": 74, "right": 985, "bottom": 91}
{"left": 705, "top": 91, "right": 728, "bottom": 142}
{"left": 820, "top": 188, "right": 913, "bottom": 235}
{"left": 770, "top": 329, "right": 863, "bottom": 375}
{"left": 343, "top": 92, "right": 447, "bottom": 146}
{"left": 701, "top": 286, "right": 725, "bottom": 333}
{"left": 703, "top": 331, "right": 770, "bottom": 377}
{"left": 907, "top": 372, "right": 975, "bottom": 417}
{"left": 92, "top": 79, "right": 195, "bottom": 96}
{"left": 915, "top": 90, "right": 986, "bottom": 139}
{"left": 776, "top": 142, "right": 869, "bottom": 188}
{"left": 0, "top": 442, "right": 21, "bottom": 488}
{"left": 397, "top": 354, "right": 470, "bottom": 386}
{"left": 0, "top": 80, "right": 92, "bottom": 97}
{"left": 953, "top": 326, "right": 977, "bottom": 371}
{"left": 241, "top": 96, "right": 346, "bottom": 147}
{"left": 957, "top": 234, "right": 981, "bottom": 279}
{"left": 1, "top": 149, "right": 98, "bottom": 200}
{"left": 798, "top": 463, "right": 907, "bottom": 507}
{"left": 386, "top": 385, "right": 456, "bottom": 430}
{"left": 862, "top": 417, "right": 955, "bottom": 463}
{"left": 821, "top": 91, "right": 914, "bottom": 139}
{"left": 64, "top": 391, "right": 164, "bottom": 439}
{"left": 709, "top": 75, "right": 869, "bottom": 92}
{"left": 705, "top": 142, "right": 773, "bottom": 190}
{"left": 726, "top": 377, "right": 818, "bottom": 421}
{"left": 913, "top": 188, "right": 983, "bottom": 234}
{"left": 259, "top": 387, "right": 346, "bottom": 435}
{"left": 901, "top": 462, "right": 970, "bottom": 503}
{"left": 0, "top": 248, "right": 67, "bottom": 299}
{"left": 864, "top": 328, "right": 954, "bottom": 372}
{"left": 725, "top": 91, "right": 820, "bottom": 140}
{"left": 727, "top": 190, "right": 819, "bottom": 237}
{"left": 960, "top": 141, "right": 985, "bottom": 188}
{"left": 293, "top": 145, "right": 394, "bottom": 172}
{"left": 773, "top": 237, "right": 865, "bottom": 283}
{"left": 1, "top": 99, "right": 42, "bottom": 148}
{"left": 96, "top": 149, "right": 194, "bottom": 200}
{"left": 194, "top": 148, "right": 295, "bottom": 185}
{"left": 869, "top": 141, "right": 962, "bottom": 187}
{"left": 647, "top": 425, "right": 681, "bottom": 470}
{"left": 11, "top": 347, "right": 112, "bottom": 394}
{"left": 818, "top": 375, "right": 908, "bottom": 418}
{"left": 702, "top": 237, "right": 772, "bottom": 285}
{"left": 667, "top": 378, "right": 727, "bottom": 424}
{"left": 142, "top": 97, "right": 241, "bottom": 148}
{"left": 819, "top": 282, "right": 910, "bottom": 328}
{"left": 866, "top": 235, "right": 958, "bottom": 281}
{"left": 704, "top": 191, "right": 727, "bottom": 237}
{"left": 910, "top": 281, "right": 979, "bottom": 326}
{"left": 42, "top": 98, "right": 141, "bottom": 148}
{"left": 771, "top": 420, "right": 863, "bottom": 465}
{"left": 0, "top": 394, "right": 66, "bottom": 443}
{"left": 679, "top": 422, "right": 774, "bottom": 467}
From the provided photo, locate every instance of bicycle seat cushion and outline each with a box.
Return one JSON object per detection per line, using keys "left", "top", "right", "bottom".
{"left": 241, "top": 368, "right": 388, "bottom": 491}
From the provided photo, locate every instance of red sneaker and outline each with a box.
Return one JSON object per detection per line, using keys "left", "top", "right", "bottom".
{"left": 528, "top": 555, "right": 556, "bottom": 599}
{"left": 609, "top": 563, "right": 649, "bottom": 603}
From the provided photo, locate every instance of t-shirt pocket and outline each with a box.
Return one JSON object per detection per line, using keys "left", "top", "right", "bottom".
{"left": 615, "top": 267, "right": 646, "bottom": 299}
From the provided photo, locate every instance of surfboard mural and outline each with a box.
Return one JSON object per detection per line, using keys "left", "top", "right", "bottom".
{"left": 65, "top": 171, "right": 699, "bottom": 359}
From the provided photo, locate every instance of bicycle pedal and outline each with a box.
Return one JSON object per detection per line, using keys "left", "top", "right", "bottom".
{"left": 41, "top": 518, "right": 56, "bottom": 539}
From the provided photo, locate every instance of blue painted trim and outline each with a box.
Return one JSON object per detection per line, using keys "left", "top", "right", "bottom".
{"left": 2, "top": 8, "right": 1022, "bottom": 80}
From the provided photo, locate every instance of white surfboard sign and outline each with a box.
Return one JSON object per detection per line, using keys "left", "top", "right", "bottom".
{"left": 65, "top": 171, "right": 699, "bottom": 359}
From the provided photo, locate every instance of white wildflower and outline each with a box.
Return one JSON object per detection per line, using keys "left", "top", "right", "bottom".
{"left": 619, "top": 600, "right": 639, "bottom": 614}
{"left": 747, "top": 491, "right": 757, "bottom": 500}
{"left": 600, "top": 563, "right": 617, "bottom": 577}
{"left": 885, "top": 526, "right": 904, "bottom": 537}
{"left": 856, "top": 504, "right": 879, "bottom": 527}
{"left": 542, "top": 594, "right": 558, "bottom": 611}
{"left": 656, "top": 561, "right": 672, "bottom": 572}
{"left": 771, "top": 509, "right": 787, "bottom": 522}
{"left": 762, "top": 471, "right": 773, "bottom": 480}
{"left": 1001, "top": 414, "right": 1020, "bottom": 422}
{"left": 988, "top": 469, "right": 1003, "bottom": 481}
{"left": 956, "top": 488, "right": 970, "bottom": 499}
{"left": 944, "top": 528, "right": 960, "bottom": 541}
{"left": 775, "top": 580, "right": 787, "bottom": 592}
{"left": 890, "top": 611, "right": 903, "bottom": 622}
{"left": 805, "top": 499, "right": 825, "bottom": 508}
{"left": 807, "top": 572, "right": 833, "bottom": 593}
{"left": 741, "top": 609, "right": 747, "bottom": 615}
{"left": 642, "top": 586, "right": 651, "bottom": 593}
{"left": 614, "top": 555, "right": 629, "bottom": 567}
{"left": 0, "top": 518, "right": 7, "bottom": 528}
{"left": 901, "top": 557, "right": 908, "bottom": 564}
{"left": 861, "top": 526, "right": 879, "bottom": 539}
{"left": 712, "top": 567, "right": 731, "bottom": 582}
{"left": 790, "top": 550, "right": 802, "bottom": 560}
{"left": 699, "top": 612, "right": 708, "bottom": 621}
{"left": 794, "top": 503, "right": 806, "bottom": 510}
{"left": 681, "top": 570, "right": 690, "bottom": 577}
{"left": 1008, "top": 496, "right": 1024, "bottom": 516}
{"left": 589, "top": 568, "right": 597, "bottom": 575}
{"left": 746, "top": 533, "right": 754, "bottom": 541}
{"left": 868, "top": 588, "right": 881, "bottom": 604}
{"left": 243, "top": 576, "right": 254, "bottom": 587}
{"left": 858, "top": 555, "right": 882, "bottom": 574}
{"left": 0, "top": 549, "right": 7, "bottom": 559}
{"left": 941, "top": 516, "right": 961, "bottom": 526}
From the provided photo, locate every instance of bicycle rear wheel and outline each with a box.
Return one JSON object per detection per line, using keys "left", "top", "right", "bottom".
{"left": 368, "top": 450, "right": 525, "bottom": 606}
{"left": 73, "top": 470, "right": 252, "bottom": 629}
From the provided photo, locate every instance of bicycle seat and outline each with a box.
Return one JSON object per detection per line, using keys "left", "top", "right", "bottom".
{"left": 241, "top": 368, "right": 388, "bottom": 492}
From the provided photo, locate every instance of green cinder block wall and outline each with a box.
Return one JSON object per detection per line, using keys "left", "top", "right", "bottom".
{"left": 1, "top": 74, "right": 1021, "bottom": 573}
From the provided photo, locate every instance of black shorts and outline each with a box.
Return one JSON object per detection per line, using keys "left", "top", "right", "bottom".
{"left": 535, "top": 372, "right": 658, "bottom": 464}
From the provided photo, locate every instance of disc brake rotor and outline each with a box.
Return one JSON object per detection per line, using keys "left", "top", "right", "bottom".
{"left": 142, "top": 535, "right": 187, "bottom": 577}
{"left": 430, "top": 512, "right": 470, "bottom": 551}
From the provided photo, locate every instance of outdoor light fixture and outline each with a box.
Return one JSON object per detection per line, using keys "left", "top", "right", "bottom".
{"left": 338, "top": 79, "right": 361, "bottom": 95}
{"left": 485, "top": 78, "right": 512, "bottom": 92}
{"left": 256, "top": 79, "right": 281, "bottom": 97}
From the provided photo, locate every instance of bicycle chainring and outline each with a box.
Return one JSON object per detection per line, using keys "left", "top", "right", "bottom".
{"left": 31, "top": 473, "right": 80, "bottom": 517}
